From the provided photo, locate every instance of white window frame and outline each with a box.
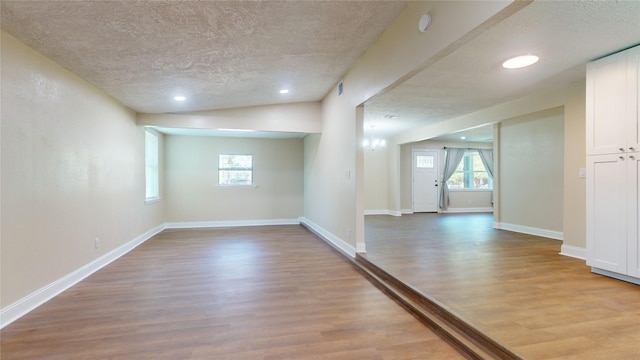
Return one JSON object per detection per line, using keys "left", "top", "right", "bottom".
{"left": 218, "top": 154, "right": 254, "bottom": 187}
{"left": 144, "top": 129, "right": 160, "bottom": 202}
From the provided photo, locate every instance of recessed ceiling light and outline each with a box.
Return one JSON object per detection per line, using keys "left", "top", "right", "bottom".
{"left": 460, "top": 136, "right": 466, "bottom": 140}
{"left": 418, "top": 13, "right": 432, "bottom": 32}
{"left": 279, "top": 89, "right": 289, "bottom": 94}
{"left": 174, "top": 96, "right": 186, "bottom": 101}
{"left": 502, "top": 55, "right": 539, "bottom": 69}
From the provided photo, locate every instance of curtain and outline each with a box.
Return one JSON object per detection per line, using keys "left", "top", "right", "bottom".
{"left": 439, "top": 148, "right": 466, "bottom": 210}
{"left": 477, "top": 149, "right": 494, "bottom": 205}
{"left": 477, "top": 149, "right": 494, "bottom": 179}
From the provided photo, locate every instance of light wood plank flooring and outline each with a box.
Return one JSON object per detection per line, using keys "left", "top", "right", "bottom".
{"left": 363, "top": 213, "right": 640, "bottom": 360}
{"left": 1, "top": 225, "right": 465, "bottom": 359}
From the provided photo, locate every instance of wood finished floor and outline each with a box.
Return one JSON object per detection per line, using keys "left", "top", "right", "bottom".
{"left": 1, "top": 225, "right": 465, "bottom": 360}
{"left": 363, "top": 213, "right": 640, "bottom": 360}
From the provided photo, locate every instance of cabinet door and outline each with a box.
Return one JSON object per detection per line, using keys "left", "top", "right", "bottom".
{"left": 627, "top": 46, "right": 640, "bottom": 154}
{"left": 627, "top": 152, "right": 640, "bottom": 277}
{"left": 586, "top": 154, "right": 627, "bottom": 273}
{"left": 586, "top": 50, "right": 629, "bottom": 156}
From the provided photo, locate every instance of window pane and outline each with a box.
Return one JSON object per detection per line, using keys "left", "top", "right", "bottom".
{"left": 219, "top": 154, "right": 252, "bottom": 170}
{"left": 472, "top": 154, "right": 483, "bottom": 170}
{"left": 416, "top": 155, "right": 434, "bottom": 168}
{"left": 219, "top": 170, "right": 252, "bottom": 185}
{"left": 473, "top": 171, "right": 489, "bottom": 189}
{"left": 145, "top": 130, "right": 159, "bottom": 199}
{"left": 448, "top": 151, "right": 492, "bottom": 190}
{"left": 448, "top": 172, "right": 464, "bottom": 189}
{"left": 218, "top": 154, "right": 253, "bottom": 185}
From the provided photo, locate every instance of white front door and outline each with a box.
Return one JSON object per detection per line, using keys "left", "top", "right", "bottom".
{"left": 413, "top": 150, "right": 439, "bottom": 212}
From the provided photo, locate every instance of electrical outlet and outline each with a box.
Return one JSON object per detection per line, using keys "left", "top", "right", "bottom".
{"left": 95, "top": 238, "right": 100, "bottom": 249}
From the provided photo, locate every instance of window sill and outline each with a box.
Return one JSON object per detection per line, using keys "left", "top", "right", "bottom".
{"left": 216, "top": 185, "right": 258, "bottom": 189}
{"left": 144, "top": 196, "right": 161, "bottom": 205}
{"left": 448, "top": 188, "right": 493, "bottom": 192}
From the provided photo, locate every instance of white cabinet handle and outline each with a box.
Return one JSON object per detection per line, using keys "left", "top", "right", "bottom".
{"left": 630, "top": 155, "right": 636, "bottom": 160}
{"left": 620, "top": 156, "right": 625, "bottom": 160}
{"left": 630, "top": 147, "right": 635, "bottom": 151}
{"left": 620, "top": 147, "right": 625, "bottom": 152}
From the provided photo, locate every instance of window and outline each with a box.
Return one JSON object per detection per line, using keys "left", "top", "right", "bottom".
{"left": 145, "top": 129, "right": 159, "bottom": 200}
{"left": 218, "top": 154, "right": 253, "bottom": 186}
{"left": 448, "top": 151, "right": 492, "bottom": 190}
{"left": 416, "top": 155, "right": 434, "bottom": 168}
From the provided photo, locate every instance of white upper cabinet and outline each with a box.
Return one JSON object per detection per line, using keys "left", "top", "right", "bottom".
{"left": 586, "top": 45, "right": 639, "bottom": 156}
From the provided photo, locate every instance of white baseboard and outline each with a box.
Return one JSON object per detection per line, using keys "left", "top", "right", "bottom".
{"left": 364, "top": 209, "right": 392, "bottom": 216}
{"left": 442, "top": 207, "right": 494, "bottom": 213}
{"left": 1, "top": 219, "right": 300, "bottom": 329}
{"left": 400, "top": 209, "right": 413, "bottom": 215}
{"left": 591, "top": 268, "right": 640, "bottom": 285}
{"left": 164, "top": 218, "right": 300, "bottom": 229}
{"left": 298, "top": 217, "right": 356, "bottom": 258}
{"left": 0, "top": 224, "right": 165, "bottom": 329}
{"left": 493, "top": 222, "right": 563, "bottom": 241}
{"left": 560, "top": 245, "right": 586, "bottom": 260}
{"left": 364, "top": 209, "right": 403, "bottom": 217}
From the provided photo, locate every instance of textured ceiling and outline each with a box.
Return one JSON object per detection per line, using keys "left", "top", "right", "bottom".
{"left": 1, "top": 0, "right": 407, "bottom": 114}
{"left": 2, "top": 1, "right": 639, "bottom": 142}
{"left": 366, "top": 0, "right": 640, "bottom": 142}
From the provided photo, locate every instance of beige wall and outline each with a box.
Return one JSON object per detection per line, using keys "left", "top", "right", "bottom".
{"left": 138, "top": 102, "right": 322, "bottom": 135}
{"left": 164, "top": 136, "right": 303, "bottom": 222}
{"left": 364, "top": 147, "right": 390, "bottom": 211}
{"left": 1, "top": 32, "right": 164, "bottom": 307}
{"left": 306, "top": 1, "right": 514, "bottom": 251}
{"left": 397, "top": 140, "right": 493, "bottom": 212}
{"left": 497, "top": 107, "right": 564, "bottom": 232}
{"left": 448, "top": 191, "right": 493, "bottom": 210}
{"left": 385, "top": 81, "right": 587, "bottom": 248}
{"left": 562, "top": 82, "right": 587, "bottom": 248}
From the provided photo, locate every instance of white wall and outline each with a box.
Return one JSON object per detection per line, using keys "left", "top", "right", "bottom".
{"left": 0, "top": 32, "right": 164, "bottom": 309}
{"left": 163, "top": 136, "right": 304, "bottom": 222}
{"left": 497, "top": 107, "right": 564, "bottom": 234}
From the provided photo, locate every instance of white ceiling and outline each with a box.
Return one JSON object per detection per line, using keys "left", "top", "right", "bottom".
{"left": 366, "top": 0, "right": 640, "bottom": 142}
{"left": 2, "top": 1, "right": 639, "bottom": 142}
